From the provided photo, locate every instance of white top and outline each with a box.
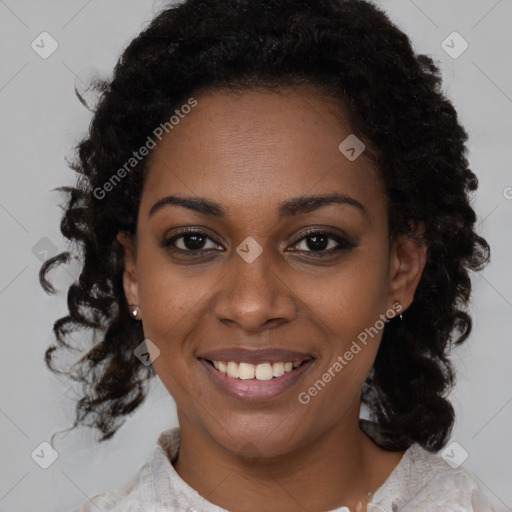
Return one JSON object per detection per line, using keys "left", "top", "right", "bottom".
{"left": 70, "top": 427, "right": 495, "bottom": 512}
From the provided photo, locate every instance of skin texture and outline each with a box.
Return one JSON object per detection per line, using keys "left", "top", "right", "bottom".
{"left": 117, "top": 86, "right": 427, "bottom": 512}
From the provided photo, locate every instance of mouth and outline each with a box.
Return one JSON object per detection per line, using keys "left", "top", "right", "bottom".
{"left": 203, "top": 358, "right": 308, "bottom": 379}
{"left": 197, "top": 349, "right": 315, "bottom": 401}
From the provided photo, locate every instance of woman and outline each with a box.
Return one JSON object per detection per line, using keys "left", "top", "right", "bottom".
{"left": 41, "top": 0, "right": 493, "bottom": 510}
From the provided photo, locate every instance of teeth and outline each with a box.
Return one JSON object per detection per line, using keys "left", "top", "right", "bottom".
{"left": 255, "top": 362, "right": 273, "bottom": 380}
{"left": 272, "top": 361, "right": 285, "bottom": 377}
{"left": 227, "top": 361, "right": 239, "bottom": 378}
{"left": 211, "top": 360, "right": 303, "bottom": 380}
{"left": 238, "top": 362, "right": 255, "bottom": 380}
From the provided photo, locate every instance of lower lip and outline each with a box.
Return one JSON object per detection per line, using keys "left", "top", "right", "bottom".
{"left": 199, "top": 358, "right": 314, "bottom": 401}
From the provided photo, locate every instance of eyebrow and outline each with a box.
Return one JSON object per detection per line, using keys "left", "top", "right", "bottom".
{"left": 148, "top": 193, "right": 368, "bottom": 220}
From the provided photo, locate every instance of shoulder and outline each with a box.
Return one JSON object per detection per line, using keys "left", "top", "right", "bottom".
{"left": 68, "top": 427, "right": 228, "bottom": 512}
{"left": 69, "top": 428, "right": 182, "bottom": 512}
{"left": 69, "top": 459, "right": 154, "bottom": 512}
{"left": 370, "top": 443, "right": 495, "bottom": 512}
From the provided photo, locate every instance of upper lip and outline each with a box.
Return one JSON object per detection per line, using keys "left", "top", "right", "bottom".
{"left": 198, "top": 348, "right": 314, "bottom": 365}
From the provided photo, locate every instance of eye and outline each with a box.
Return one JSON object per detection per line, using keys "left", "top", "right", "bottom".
{"left": 161, "top": 227, "right": 358, "bottom": 258}
{"left": 162, "top": 228, "right": 223, "bottom": 253}
{"left": 288, "top": 229, "right": 357, "bottom": 255}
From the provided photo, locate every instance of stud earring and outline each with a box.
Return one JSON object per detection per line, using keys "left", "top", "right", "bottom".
{"left": 129, "top": 305, "right": 140, "bottom": 320}
{"left": 392, "top": 300, "right": 404, "bottom": 321}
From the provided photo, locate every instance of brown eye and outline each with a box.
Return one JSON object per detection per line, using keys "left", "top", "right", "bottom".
{"left": 289, "top": 229, "right": 358, "bottom": 255}
{"left": 162, "top": 228, "right": 223, "bottom": 253}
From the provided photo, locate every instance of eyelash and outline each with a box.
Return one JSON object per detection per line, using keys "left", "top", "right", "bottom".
{"left": 161, "top": 227, "right": 358, "bottom": 258}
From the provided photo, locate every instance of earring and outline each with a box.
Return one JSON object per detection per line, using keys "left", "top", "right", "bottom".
{"left": 392, "top": 301, "right": 404, "bottom": 321}
{"left": 129, "top": 305, "right": 140, "bottom": 320}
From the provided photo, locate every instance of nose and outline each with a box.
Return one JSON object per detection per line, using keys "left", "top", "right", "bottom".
{"left": 212, "top": 246, "right": 298, "bottom": 332}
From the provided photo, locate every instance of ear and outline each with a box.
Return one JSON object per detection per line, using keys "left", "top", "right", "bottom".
{"left": 386, "top": 222, "right": 427, "bottom": 315}
{"left": 117, "top": 231, "right": 139, "bottom": 307}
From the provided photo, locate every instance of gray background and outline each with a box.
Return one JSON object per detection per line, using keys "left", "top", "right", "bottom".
{"left": 0, "top": 1, "right": 511, "bottom": 511}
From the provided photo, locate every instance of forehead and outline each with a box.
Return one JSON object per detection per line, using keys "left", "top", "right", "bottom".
{"left": 141, "top": 86, "right": 386, "bottom": 223}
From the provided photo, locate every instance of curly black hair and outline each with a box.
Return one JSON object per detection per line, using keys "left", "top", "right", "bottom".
{"left": 40, "top": 0, "right": 490, "bottom": 451}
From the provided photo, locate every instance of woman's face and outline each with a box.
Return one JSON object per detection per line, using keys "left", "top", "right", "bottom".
{"left": 119, "top": 86, "right": 426, "bottom": 458}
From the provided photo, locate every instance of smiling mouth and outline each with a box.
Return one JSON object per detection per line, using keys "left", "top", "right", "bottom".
{"left": 203, "top": 359, "right": 309, "bottom": 380}
{"left": 199, "top": 356, "right": 314, "bottom": 401}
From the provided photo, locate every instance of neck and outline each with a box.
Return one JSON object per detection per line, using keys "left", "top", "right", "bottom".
{"left": 172, "top": 405, "right": 397, "bottom": 512}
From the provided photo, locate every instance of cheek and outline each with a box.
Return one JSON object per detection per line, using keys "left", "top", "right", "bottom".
{"left": 137, "top": 249, "right": 206, "bottom": 330}
{"left": 135, "top": 255, "right": 209, "bottom": 392}
{"left": 138, "top": 262, "right": 208, "bottom": 407}
{"left": 295, "top": 250, "right": 390, "bottom": 333}
{"left": 292, "top": 249, "right": 389, "bottom": 385}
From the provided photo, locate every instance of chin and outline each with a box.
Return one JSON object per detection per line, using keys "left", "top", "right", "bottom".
{"left": 207, "top": 410, "right": 313, "bottom": 460}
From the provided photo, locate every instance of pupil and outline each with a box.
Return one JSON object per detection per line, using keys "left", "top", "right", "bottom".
{"left": 184, "top": 234, "right": 205, "bottom": 250}
{"left": 307, "top": 235, "right": 327, "bottom": 251}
